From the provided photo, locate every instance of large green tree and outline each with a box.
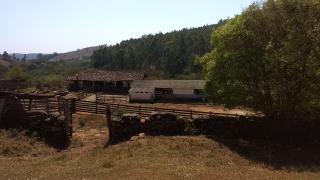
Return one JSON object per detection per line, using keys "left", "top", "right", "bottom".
{"left": 201, "top": 0, "right": 320, "bottom": 122}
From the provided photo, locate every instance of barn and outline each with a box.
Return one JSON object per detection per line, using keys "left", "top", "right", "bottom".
{"left": 129, "top": 80, "right": 205, "bottom": 102}
{"left": 67, "top": 70, "right": 145, "bottom": 92}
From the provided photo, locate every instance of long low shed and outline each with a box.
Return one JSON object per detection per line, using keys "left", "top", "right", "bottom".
{"left": 129, "top": 80, "right": 205, "bottom": 102}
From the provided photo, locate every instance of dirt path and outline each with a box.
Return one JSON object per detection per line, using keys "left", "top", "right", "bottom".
{"left": 82, "top": 94, "right": 97, "bottom": 102}
{"left": 69, "top": 113, "right": 108, "bottom": 153}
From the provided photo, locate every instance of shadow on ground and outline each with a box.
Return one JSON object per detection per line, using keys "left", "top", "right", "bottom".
{"left": 206, "top": 134, "right": 320, "bottom": 171}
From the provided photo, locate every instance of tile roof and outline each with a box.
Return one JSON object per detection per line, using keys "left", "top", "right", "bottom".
{"left": 67, "top": 70, "right": 145, "bottom": 81}
{"left": 131, "top": 80, "right": 205, "bottom": 89}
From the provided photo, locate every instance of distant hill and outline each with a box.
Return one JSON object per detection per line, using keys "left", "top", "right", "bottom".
{"left": 12, "top": 53, "right": 39, "bottom": 60}
{"left": 48, "top": 46, "right": 99, "bottom": 62}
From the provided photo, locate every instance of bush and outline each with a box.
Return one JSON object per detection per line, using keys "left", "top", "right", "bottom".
{"left": 112, "top": 108, "right": 127, "bottom": 118}
{"left": 79, "top": 117, "right": 87, "bottom": 128}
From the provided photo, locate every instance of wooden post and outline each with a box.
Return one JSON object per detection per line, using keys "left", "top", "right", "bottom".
{"left": 210, "top": 111, "right": 212, "bottom": 117}
{"left": 95, "top": 99, "right": 98, "bottom": 114}
{"left": 139, "top": 105, "right": 141, "bottom": 116}
{"left": 28, "top": 98, "right": 33, "bottom": 111}
{"left": 64, "top": 99, "right": 73, "bottom": 137}
{"left": 190, "top": 109, "right": 193, "bottom": 119}
{"left": 46, "top": 98, "right": 49, "bottom": 113}
{"left": 105, "top": 104, "right": 112, "bottom": 146}
{"left": 58, "top": 96, "right": 61, "bottom": 114}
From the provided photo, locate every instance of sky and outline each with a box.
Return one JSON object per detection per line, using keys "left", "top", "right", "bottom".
{"left": 0, "top": 0, "right": 254, "bottom": 54}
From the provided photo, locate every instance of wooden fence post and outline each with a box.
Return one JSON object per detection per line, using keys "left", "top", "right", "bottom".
{"left": 209, "top": 111, "right": 212, "bottom": 117}
{"left": 95, "top": 100, "right": 98, "bottom": 114}
{"left": 139, "top": 105, "right": 141, "bottom": 116}
{"left": 28, "top": 98, "right": 32, "bottom": 111}
{"left": 105, "top": 104, "right": 112, "bottom": 145}
{"left": 58, "top": 97, "right": 61, "bottom": 114}
{"left": 46, "top": 98, "right": 49, "bottom": 113}
{"left": 190, "top": 109, "right": 193, "bottom": 119}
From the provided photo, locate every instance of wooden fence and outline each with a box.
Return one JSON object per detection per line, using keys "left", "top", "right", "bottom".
{"left": 20, "top": 97, "right": 248, "bottom": 119}
{"left": 21, "top": 97, "right": 65, "bottom": 114}
{"left": 96, "top": 94, "right": 128, "bottom": 104}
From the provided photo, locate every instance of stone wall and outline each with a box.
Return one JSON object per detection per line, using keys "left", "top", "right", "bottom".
{"left": 106, "top": 111, "right": 264, "bottom": 145}
{"left": 0, "top": 95, "right": 72, "bottom": 148}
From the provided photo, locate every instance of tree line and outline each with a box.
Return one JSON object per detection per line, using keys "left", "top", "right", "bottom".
{"left": 91, "top": 23, "right": 226, "bottom": 79}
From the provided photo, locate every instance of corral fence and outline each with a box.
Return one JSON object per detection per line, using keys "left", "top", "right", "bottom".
{"left": 78, "top": 88, "right": 95, "bottom": 100}
{"left": 21, "top": 97, "right": 67, "bottom": 114}
{"left": 21, "top": 97, "right": 251, "bottom": 119}
{"left": 96, "top": 93, "right": 128, "bottom": 104}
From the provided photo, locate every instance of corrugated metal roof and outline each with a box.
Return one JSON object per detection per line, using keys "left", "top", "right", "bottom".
{"left": 129, "top": 87, "right": 154, "bottom": 93}
{"left": 131, "top": 80, "right": 205, "bottom": 89}
{"left": 66, "top": 70, "right": 145, "bottom": 81}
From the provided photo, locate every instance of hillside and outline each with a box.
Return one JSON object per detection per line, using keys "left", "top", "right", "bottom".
{"left": 91, "top": 24, "right": 221, "bottom": 78}
{"left": 13, "top": 53, "right": 39, "bottom": 60}
{"left": 0, "top": 59, "right": 10, "bottom": 68}
{"left": 1, "top": 114, "right": 320, "bottom": 179}
{"left": 48, "top": 46, "right": 99, "bottom": 62}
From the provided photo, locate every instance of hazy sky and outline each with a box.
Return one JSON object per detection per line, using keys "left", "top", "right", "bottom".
{"left": 0, "top": 0, "right": 254, "bottom": 54}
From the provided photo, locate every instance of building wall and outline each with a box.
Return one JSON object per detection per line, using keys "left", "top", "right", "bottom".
{"left": 173, "top": 89, "right": 203, "bottom": 100}
{"left": 129, "top": 92, "right": 154, "bottom": 102}
{"left": 173, "top": 89, "right": 193, "bottom": 95}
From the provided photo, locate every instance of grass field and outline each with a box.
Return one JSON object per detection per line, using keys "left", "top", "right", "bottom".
{"left": 1, "top": 113, "right": 320, "bottom": 179}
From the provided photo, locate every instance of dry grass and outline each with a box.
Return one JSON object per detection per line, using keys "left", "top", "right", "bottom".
{"left": 0, "top": 113, "right": 320, "bottom": 179}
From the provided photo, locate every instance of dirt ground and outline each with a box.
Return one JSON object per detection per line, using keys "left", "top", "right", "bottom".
{"left": 1, "top": 113, "right": 320, "bottom": 179}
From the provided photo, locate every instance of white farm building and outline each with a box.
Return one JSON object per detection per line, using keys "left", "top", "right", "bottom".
{"left": 129, "top": 80, "right": 205, "bottom": 102}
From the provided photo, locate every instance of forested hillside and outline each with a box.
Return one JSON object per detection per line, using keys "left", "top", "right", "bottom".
{"left": 91, "top": 23, "right": 225, "bottom": 78}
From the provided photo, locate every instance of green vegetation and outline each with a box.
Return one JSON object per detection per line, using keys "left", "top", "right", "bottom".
{"left": 0, "top": 65, "right": 8, "bottom": 79}
{"left": 6, "top": 65, "right": 28, "bottom": 80}
{"left": 112, "top": 107, "right": 127, "bottom": 118}
{"left": 79, "top": 117, "right": 87, "bottom": 128}
{"left": 91, "top": 24, "right": 226, "bottom": 78}
{"left": 23, "top": 61, "right": 89, "bottom": 88}
{"left": 201, "top": 0, "right": 320, "bottom": 124}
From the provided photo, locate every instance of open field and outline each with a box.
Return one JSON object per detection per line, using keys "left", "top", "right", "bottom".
{"left": 1, "top": 113, "right": 320, "bottom": 179}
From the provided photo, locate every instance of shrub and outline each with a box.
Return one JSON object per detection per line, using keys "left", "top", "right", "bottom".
{"left": 112, "top": 107, "right": 127, "bottom": 118}
{"left": 79, "top": 117, "right": 87, "bottom": 128}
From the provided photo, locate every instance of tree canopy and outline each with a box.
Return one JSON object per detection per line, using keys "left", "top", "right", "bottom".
{"left": 91, "top": 24, "right": 226, "bottom": 78}
{"left": 201, "top": 0, "right": 320, "bottom": 122}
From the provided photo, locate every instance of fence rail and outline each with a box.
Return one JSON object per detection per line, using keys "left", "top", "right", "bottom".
{"left": 96, "top": 93, "right": 128, "bottom": 104}
{"left": 20, "top": 98, "right": 250, "bottom": 119}
{"left": 75, "top": 101, "right": 247, "bottom": 117}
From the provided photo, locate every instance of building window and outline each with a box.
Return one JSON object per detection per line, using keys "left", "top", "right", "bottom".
{"left": 194, "top": 89, "right": 203, "bottom": 95}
